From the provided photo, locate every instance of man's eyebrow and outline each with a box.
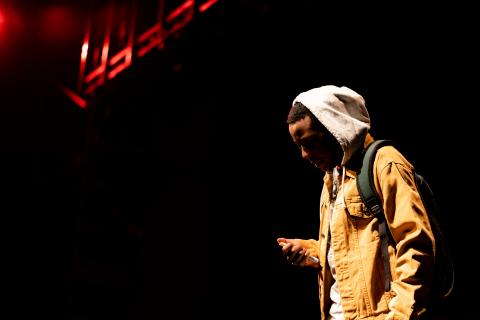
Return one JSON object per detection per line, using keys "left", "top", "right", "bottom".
{"left": 299, "top": 135, "right": 315, "bottom": 143}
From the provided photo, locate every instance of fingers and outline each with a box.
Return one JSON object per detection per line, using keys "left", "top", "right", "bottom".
{"left": 277, "top": 238, "right": 319, "bottom": 267}
{"left": 290, "top": 249, "right": 306, "bottom": 265}
{"left": 278, "top": 241, "right": 291, "bottom": 254}
{"left": 278, "top": 240, "right": 306, "bottom": 265}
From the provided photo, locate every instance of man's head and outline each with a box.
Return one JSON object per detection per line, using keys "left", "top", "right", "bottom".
{"left": 287, "top": 101, "right": 343, "bottom": 172}
{"left": 289, "top": 85, "right": 370, "bottom": 169}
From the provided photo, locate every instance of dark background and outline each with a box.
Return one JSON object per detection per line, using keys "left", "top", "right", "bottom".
{"left": 1, "top": 0, "right": 476, "bottom": 319}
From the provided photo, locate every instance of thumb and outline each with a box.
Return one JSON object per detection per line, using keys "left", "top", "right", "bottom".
{"left": 277, "top": 237, "right": 289, "bottom": 245}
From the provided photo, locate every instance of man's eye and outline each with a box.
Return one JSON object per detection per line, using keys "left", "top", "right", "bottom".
{"left": 302, "top": 141, "right": 314, "bottom": 150}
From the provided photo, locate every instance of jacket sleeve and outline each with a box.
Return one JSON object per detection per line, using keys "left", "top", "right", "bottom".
{"left": 376, "top": 160, "right": 435, "bottom": 320}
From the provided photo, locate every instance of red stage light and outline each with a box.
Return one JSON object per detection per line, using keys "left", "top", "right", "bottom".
{"left": 0, "top": 7, "right": 24, "bottom": 47}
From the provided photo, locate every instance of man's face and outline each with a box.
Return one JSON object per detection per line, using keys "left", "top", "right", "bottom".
{"left": 288, "top": 115, "right": 341, "bottom": 172}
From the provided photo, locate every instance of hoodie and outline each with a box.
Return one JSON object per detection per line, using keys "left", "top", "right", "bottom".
{"left": 292, "top": 85, "right": 370, "bottom": 166}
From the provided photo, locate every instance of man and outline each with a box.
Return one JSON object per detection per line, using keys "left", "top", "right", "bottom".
{"left": 277, "top": 85, "right": 435, "bottom": 319}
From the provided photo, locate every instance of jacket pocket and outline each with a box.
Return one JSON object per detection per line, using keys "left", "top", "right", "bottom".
{"left": 344, "top": 196, "right": 370, "bottom": 218}
{"left": 345, "top": 196, "right": 380, "bottom": 241}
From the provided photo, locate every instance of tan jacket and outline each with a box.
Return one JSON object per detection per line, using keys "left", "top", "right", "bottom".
{"left": 302, "top": 135, "right": 435, "bottom": 319}
{"left": 293, "top": 86, "right": 435, "bottom": 319}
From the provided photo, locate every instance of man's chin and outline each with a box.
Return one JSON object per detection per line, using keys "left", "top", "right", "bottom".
{"left": 313, "top": 162, "right": 327, "bottom": 172}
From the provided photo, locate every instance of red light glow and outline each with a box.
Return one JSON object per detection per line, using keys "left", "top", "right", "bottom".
{"left": 199, "top": 0, "right": 218, "bottom": 12}
{"left": 39, "top": 7, "right": 76, "bottom": 41}
{"left": 81, "top": 43, "right": 89, "bottom": 60}
{"left": 63, "top": 0, "right": 223, "bottom": 109}
{"left": 0, "top": 7, "right": 24, "bottom": 39}
{"left": 61, "top": 85, "right": 87, "bottom": 109}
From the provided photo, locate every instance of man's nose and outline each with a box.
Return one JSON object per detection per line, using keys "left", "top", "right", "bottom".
{"left": 301, "top": 148, "right": 310, "bottom": 160}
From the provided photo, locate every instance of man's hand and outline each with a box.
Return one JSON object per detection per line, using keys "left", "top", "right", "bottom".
{"left": 277, "top": 237, "right": 318, "bottom": 266}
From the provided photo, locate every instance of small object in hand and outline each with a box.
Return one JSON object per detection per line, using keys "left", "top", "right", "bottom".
{"left": 278, "top": 241, "right": 319, "bottom": 263}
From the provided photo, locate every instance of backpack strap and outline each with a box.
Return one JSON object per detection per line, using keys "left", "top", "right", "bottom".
{"left": 356, "top": 139, "right": 393, "bottom": 292}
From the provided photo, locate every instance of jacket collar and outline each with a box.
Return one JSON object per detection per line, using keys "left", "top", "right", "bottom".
{"left": 323, "top": 133, "right": 375, "bottom": 181}
{"left": 344, "top": 133, "right": 375, "bottom": 178}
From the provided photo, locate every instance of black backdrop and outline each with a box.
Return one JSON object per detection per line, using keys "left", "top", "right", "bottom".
{"left": 1, "top": 0, "right": 477, "bottom": 319}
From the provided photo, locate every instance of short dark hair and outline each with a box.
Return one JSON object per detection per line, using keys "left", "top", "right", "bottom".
{"left": 287, "top": 101, "right": 325, "bottom": 132}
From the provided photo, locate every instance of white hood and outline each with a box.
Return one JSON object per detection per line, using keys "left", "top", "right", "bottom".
{"left": 292, "top": 85, "right": 370, "bottom": 166}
